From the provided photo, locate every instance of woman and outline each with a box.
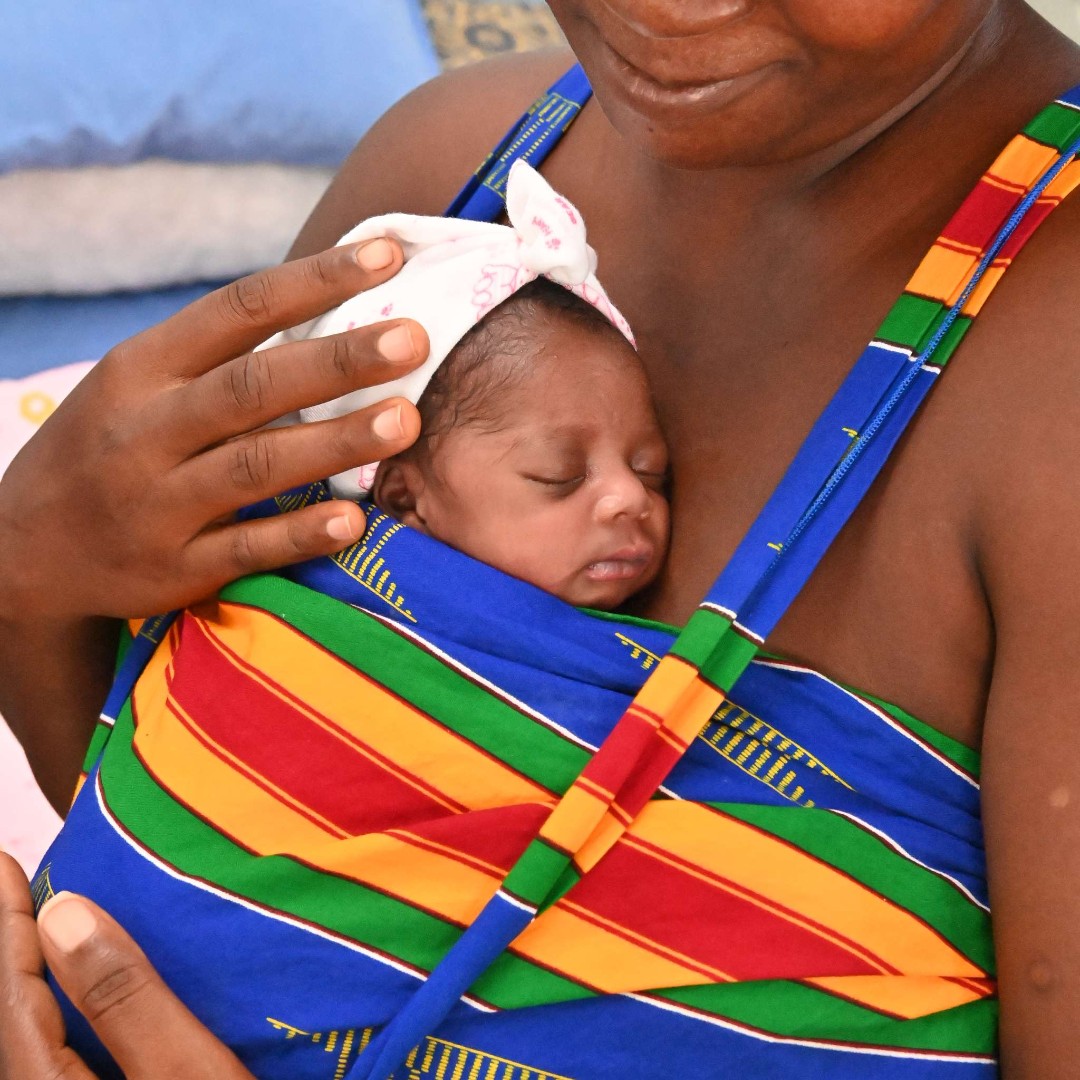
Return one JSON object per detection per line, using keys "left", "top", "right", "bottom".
{"left": 2, "top": 0, "right": 1080, "bottom": 1074}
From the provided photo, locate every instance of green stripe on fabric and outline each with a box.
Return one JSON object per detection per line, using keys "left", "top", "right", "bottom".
{"left": 100, "top": 702, "right": 592, "bottom": 1011}
{"left": 655, "top": 981, "right": 996, "bottom": 1055}
{"left": 503, "top": 838, "right": 570, "bottom": 907}
{"left": 580, "top": 607, "right": 681, "bottom": 636}
{"left": 81, "top": 721, "right": 113, "bottom": 774}
{"left": 220, "top": 575, "right": 590, "bottom": 794}
{"left": 858, "top": 692, "right": 980, "bottom": 778}
{"left": 876, "top": 294, "right": 943, "bottom": 350}
{"left": 1024, "top": 102, "right": 1080, "bottom": 151}
{"left": 669, "top": 607, "right": 730, "bottom": 669}
{"left": 703, "top": 631, "right": 760, "bottom": 694}
{"left": 920, "top": 315, "right": 971, "bottom": 368}
{"left": 712, "top": 803, "right": 993, "bottom": 973}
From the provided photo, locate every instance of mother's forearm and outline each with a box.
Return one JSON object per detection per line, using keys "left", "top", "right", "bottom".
{"left": 0, "top": 611, "right": 118, "bottom": 815}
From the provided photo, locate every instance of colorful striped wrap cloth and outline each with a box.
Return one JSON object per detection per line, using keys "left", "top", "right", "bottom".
{"left": 33, "top": 67, "right": 1080, "bottom": 1080}
{"left": 37, "top": 486, "right": 994, "bottom": 1079}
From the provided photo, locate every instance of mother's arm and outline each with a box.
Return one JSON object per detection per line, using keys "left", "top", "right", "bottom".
{"left": 972, "top": 207, "right": 1080, "bottom": 1076}
{"left": 0, "top": 50, "right": 568, "bottom": 814}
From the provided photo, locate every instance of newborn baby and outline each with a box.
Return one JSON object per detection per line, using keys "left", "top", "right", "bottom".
{"left": 371, "top": 276, "right": 669, "bottom": 609}
{"left": 284, "top": 160, "right": 670, "bottom": 610}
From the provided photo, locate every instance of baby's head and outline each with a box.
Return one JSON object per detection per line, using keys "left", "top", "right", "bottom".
{"left": 372, "top": 277, "right": 670, "bottom": 609}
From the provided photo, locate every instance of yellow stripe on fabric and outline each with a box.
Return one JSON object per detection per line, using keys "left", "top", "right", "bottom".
{"left": 539, "top": 783, "right": 611, "bottom": 853}
{"left": 629, "top": 653, "right": 708, "bottom": 721}
{"left": 203, "top": 601, "right": 554, "bottom": 811}
{"left": 516, "top": 901, "right": 730, "bottom": 992}
{"left": 906, "top": 244, "right": 976, "bottom": 306}
{"left": 624, "top": 802, "right": 985, "bottom": 979}
{"left": 805, "top": 975, "right": 992, "bottom": 1020}
{"left": 1042, "top": 157, "right": 1080, "bottom": 200}
{"left": 131, "top": 638, "right": 347, "bottom": 851}
{"left": 990, "top": 134, "right": 1059, "bottom": 187}
{"left": 960, "top": 262, "right": 1008, "bottom": 316}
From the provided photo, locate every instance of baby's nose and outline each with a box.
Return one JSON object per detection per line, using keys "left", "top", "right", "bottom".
{"left": 594, "top": 474, "right": 652, "bottom": 523}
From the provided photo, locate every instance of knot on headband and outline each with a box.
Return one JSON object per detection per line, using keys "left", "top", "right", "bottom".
{"left": 507, "top": 166, "right": 597, "bottom": 285}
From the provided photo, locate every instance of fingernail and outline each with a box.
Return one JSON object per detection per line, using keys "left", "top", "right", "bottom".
{"left": 356, "top": 238, "right": 394, "bottom": 271}
{"left": 377, "top": 325, "right": 416, "bottom": 363}
{"left": 38, "top": 892, "right": 96, "bottom": 953}
{"left": 326, "top": 514, "right": 360, "bottom": 542}
{"left": 372, "top": 405, "right": 405, "bottom": 442}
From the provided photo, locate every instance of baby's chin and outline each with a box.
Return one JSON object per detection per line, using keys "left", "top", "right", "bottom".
{"left": 556, "top": 568, "right": 658, "bottom": 612}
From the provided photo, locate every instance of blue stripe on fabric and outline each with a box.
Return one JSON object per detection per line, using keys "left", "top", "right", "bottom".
{"left": 729, "top": 127, "right": 1080, "bottom": 640}
{"left": 345, "top": 895, "right": 534, "bottom": 1080}
{"left": 444, "top": 65, "right": 592, "bottom": 223}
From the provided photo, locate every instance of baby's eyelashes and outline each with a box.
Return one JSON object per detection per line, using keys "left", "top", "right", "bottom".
{"left": 635, "top": 470, "right": 669, "bottom": 494}
{"left": 523, "top": 473, "right": 586, "bottom": 491}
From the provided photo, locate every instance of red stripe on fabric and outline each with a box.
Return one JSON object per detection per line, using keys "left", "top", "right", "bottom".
{"left": 996, "top": 195, "right": 1059, "bottom": 260}
{"left": 219, "top": 599, "right": 561, "bottom": 794}
{"left": 567, "top": 840, "right": 889, "bottom": 980}
{"left": 560, "top": 898, "right": 731, "bottom": 983}
{"left": 163, "top": 695, "right": 348, "bottom": 837}
{"left": 390, "top": 802, "right": 550, "bottom": 877}
{"left": 580, "top": 711, "right": 659, "bottom": 792}
{"left": 939, "top": 177, "right": 1023, "bottom": 251}
{"left": 167, "top": 614, "right": 465, "bottom": 834}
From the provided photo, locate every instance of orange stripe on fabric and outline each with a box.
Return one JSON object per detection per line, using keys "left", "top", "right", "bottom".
{"left": 988, "top": 134, "right": 1059, "bottom": 188}
{"left": 201, "top": 601, "right": 553, "bottom": 811}
{"left": 624, "top": 802, "right": 985, "bottom": 978}
{"left": 539, "top": 783, "right": 610, "bottom": 853}
{"left": 804, "top": 975, "right": 992, "bottom": 1020}
{"left": 906, "top": 245, "right": 976, "bottom": 307}
{"left": 982, "top": 171, "right": 1030, "bottom": 196}
{"left": 1043, "top": 158, "right": 1080, "bottom": 200}
{"left": 514, "top": 903, "right": 726, "bottom": 993}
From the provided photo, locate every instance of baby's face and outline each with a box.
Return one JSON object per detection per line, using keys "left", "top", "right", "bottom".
{"left": 387, "top": 323, "right": 670, "bottom": 609}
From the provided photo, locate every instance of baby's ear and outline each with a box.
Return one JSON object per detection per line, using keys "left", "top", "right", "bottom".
{"left": 371, "top": 458, "right": 429, "bottom": 532}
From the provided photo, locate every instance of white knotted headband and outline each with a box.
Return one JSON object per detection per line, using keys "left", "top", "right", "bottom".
{"left": 263, "top": 159, "right": 633, "bottom": 498}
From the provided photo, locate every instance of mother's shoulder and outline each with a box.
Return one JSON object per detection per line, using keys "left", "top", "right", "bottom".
{"left": 289, "top": 48, "right": 577, "bottom": 257}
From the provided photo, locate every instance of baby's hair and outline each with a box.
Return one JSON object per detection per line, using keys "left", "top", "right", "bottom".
{"left": 413, "top": 276, "right": 633, "bottom": 444}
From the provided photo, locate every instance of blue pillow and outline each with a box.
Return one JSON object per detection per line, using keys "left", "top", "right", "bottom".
{"left": 0, "top": 0, "right": 441, "bottom": 171}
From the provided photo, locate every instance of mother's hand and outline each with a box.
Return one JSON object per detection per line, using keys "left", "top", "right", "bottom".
{"left": 0, "top": 853, "right": 254, "bottom": 1079}
{"left": 0, "top": 239, "right": 427, "bottom": 810}
{"left": 1, "top": 239, "right": 425, "bottom": 620}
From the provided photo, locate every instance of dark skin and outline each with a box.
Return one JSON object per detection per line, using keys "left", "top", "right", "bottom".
{"left": 1, "top": 0, "right": 1079, "bottom": 1074}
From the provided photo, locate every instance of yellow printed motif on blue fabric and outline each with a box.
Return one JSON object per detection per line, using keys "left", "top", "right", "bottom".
{"left": 698, "top": 700, "right": 853, "bottom": 808}
{"left": 267, "top": 1017, "right": 573, "bottom": 1080}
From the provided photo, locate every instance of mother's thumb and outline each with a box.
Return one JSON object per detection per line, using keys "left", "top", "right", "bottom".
{"left": 38, "top": 892, "right": 253, "bottom": 1079}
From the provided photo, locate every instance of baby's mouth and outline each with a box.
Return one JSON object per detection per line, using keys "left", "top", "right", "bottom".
{"left": 585, "top": 545, "right": 654, "bottom": 581}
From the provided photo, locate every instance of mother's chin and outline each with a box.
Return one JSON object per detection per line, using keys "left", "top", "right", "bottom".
{"left": 545, "top": 0, "right": 1002, "bottom": 171}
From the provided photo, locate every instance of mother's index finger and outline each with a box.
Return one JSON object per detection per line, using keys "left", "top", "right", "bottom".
{"left": 119, "top": 238, "right": 404, "bottom": 380}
